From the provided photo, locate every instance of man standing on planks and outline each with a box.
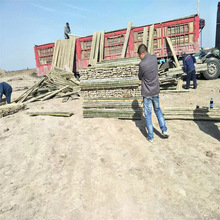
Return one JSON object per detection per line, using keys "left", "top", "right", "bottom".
{"left": 181, "top": 51, "right": 197, "bottom": 89}
{"left": 137, "top": 44, "right": 169, "bottom": 143}
{"left": 0, "top": 82, "right": 13, "bottom": 104}
{"left": 64, "top": 22, "right": 71, "bottom": 39}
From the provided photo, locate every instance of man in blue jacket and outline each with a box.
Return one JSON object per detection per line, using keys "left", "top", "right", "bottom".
{"left": 182, "top": 51, "right": 197, "bottom": 89}
{"left": 0, "top": 82, "right": 12, "bottom": 104}
{"left": 138, "top": 44, "right": 169, "bottom": 143}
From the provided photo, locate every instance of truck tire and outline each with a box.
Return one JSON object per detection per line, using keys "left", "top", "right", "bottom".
{"left": 202, "top": 58, "right": 220, "bottom": 80}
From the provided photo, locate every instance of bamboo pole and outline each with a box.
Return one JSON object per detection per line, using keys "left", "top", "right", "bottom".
{"left": 41, "top": 85, "right": 69, "bottom": 101}
{"left": 27, "top": 112, "right": 74, "bottom": 117}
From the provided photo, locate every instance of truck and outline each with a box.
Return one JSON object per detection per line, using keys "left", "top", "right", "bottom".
{"left": 34, "top": 2, "right": 220, "bottom": 79}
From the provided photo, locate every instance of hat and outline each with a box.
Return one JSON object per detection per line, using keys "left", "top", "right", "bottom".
{"left": 181, "top": 51, "right": 185, "bottom": 55}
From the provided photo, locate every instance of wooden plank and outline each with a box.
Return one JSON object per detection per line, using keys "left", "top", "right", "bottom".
{"left": 160, "top": 90, "right": 189, "bottom": 93}
{"left": 164, "top": 116, "right": 220, "bottom": 121}
{"left": 148, "top": 24, "right": 154, "bottom": 54}
{"left": 59, "top": 40, "right": 67, "bottom": 68}
{"left": 61, "top": 39, "right": 68, "bottom": 69}
{"left": 84, "top": 96, "right": 142, "bottom": 101}
{"left": 83, "top": 101, "right": 142, "bottom": 109}
{"left": 69, "top": 36, "right": 76, "bottom": 72}
{"left": 176, "top": 78, "right": 183, "bottom": 90}
{"left": 121, "top": 21, "right": 133, "bottom": 58}
{"left": 41, "top": 85, "right": 69, "bottom": 101}
{"left": 27, "top": 112, "right": 74, "bottom": 117}
{"left": 57, "top": 40, "right": 64, "bottom": 68}
{"left": 18, "top": 77, "right": 46, "bottom": 103}
{"left": 51, "top": 40, "right": 61, "bottom": 69}
{"left": 166, "top": 37, "right": 180, "bottom": 68}
{"left": 83, "top": 108, "right": 142, "bottom": 119}
{"left": 99, "top": 31, "right": 105, "bottom": 62}
{"left": 80, "top": 77, "right": 140, "bottom": 90}
{"left": 51, "top": 40, "right": 58, "bottom": 69}
{"left": 94, "top": 32, "right": 101, "bottom": 65}
{"left": 142, "top": 27, "right": 148, "bottom": 46}
{"left": 89, "top": 32, "right": 98, "bottom": 65}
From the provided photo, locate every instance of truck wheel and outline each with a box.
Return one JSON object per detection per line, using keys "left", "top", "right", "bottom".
{"left": 202, "top": 58, "right": 220, "bottom": 80}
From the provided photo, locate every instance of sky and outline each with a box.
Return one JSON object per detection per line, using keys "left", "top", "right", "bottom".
{"left": 0, "top": 0, "right": 219, "bottom": 71}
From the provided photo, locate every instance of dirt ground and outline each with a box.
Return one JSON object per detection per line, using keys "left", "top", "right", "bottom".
{"left": 0, "top": 70, "right": 220, "bottom": 220}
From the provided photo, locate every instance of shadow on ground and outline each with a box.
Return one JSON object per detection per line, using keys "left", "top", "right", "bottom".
{"left": 132, "top": 99, "right": 164, "bottom": 140}
{"left": 193, "top": 108, "right": 220, "bottom": 142}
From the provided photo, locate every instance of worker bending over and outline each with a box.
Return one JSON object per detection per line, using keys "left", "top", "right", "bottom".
{"left": 0, "top": 82, "right": 12, "bottom": 104}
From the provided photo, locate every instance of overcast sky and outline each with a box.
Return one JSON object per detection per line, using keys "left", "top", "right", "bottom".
{"left": 0, "top": 0, "right": 219, "bottom": 71}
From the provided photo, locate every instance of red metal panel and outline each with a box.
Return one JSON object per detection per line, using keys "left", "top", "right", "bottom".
{"left": 34, "top": 15, "right": 202, "bottom": 73}
{"left": 76, "top": 36, "right": 92, "bottom": 71}
{"left": 34, "top": 43, "right": 54, "bottom": 76}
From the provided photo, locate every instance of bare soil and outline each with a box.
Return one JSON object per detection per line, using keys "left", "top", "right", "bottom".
{"left": 0, "top": 71, "right": 220, "bottom": 220}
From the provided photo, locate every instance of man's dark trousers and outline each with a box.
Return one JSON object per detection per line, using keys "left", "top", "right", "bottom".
{"left": 186, "top": 69, "right": 197, "bottom": 89}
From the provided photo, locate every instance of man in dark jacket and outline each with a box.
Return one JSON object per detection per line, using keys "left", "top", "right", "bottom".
{"left": 182, "top": 51, "right": 197, "bottom": 89}
{"left": 138, "top": 44, "right": 169, "bottom": 143}
{"left": 64, "top": 22, "right": 71, "bottom": 39}
{"left": 0, "top": 82, "right": 12, "bottom": 104}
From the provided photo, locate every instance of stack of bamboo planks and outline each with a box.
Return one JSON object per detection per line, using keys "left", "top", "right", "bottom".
{"left": 51, "top": 37, "right": 76, "bottom": 72}
{"left": 163, "top": 107, "right": 220, "bottom": 121}
{"left": 13, "top": 69, "right": 80, "bottom": 104}
{"left": 83, "top": 97, "right": 143, "bottom": 119}
{"left": 89, "top": 30, "right": 105, "bottom": 65}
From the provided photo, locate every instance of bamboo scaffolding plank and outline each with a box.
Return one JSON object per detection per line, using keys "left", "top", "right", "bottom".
{"left": 41, "top": 85, "right": 69, "bottom": 101}
{"left": 69, "top": 36, "right": 76, "bottom": 72}
{"left": 176, "top": 78, "right": 183, "bottom": 90}
{"left": 121, "top": 21, "right": 133, "bottom": 58}
{"left": 99, "top": 30, "right": 105, "bottom": 62}
{"left": 163, "top": 112, "right": 220, "bottom": 116}
{"left": 94, "top": 32, "right": 101, "bottom": 65}
{"left": 83, "top": 108, "right": 142, "bottom": 119}
{"left": 148, "top": 24, "right": 154, "bottom": 54}
{"left": 27, "top": 112, "right": 74, "bottom": 117}
{"left": 62, "top": 39, "right": 69, "bottom": 68}
{"left": 166, "top": 37, "right": 180, "bottom": 68}
{"left": 56, "top": 89, "right": 80, "bottom": 97}
{"left": 24, "top": 93, "right": 51, "bottom": 103}
{"left": 89, "top": 32, "right": 98, "bottom": 65}
{"left": 164, "top": 107, "right": 220, "bottom": 111}
{"left": 65, "top": 38, "right": 72, "bottom": 69}
{"left": 164, "top": 116, "right": 220, "bottom": 121}
{"left": 160, "top": 90, "right": 189, "bottom": 93}
{"left": 51, "top": 40, "right": 61, "bottom": 69}
{"left": 83, "top": 113, "right": 142, "bottom": 119}
{"left": 83, "top": 101, "right": 142, "bottom": 109}
{"left": 84, "top": 96, "right": 142, "bottom": 101}
{"left": 57, "top": 40, "right": 64, "bottom": 68}
{"left": 18, "top": 77, "right": 46, "bottom": 103}
{"left": 142, "top": 27, "right": 148, "bottom": 45}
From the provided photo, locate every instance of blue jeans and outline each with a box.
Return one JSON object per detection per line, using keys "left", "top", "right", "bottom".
{"left": 143, "top": 96, "right": 167, "bottom": 140}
